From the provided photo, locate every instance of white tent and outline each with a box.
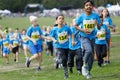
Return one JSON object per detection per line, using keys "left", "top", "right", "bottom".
{"left": 107, "top": 4, "right": 120, "bottom": 12}
{"left": 51, "top": 8, "right": 60, "bottom": 13}
{"left": 0, "top": 10, "right": 4, "bottom": 14}
{"left": 3, "top": 9, "right": 11, "bottom": 14}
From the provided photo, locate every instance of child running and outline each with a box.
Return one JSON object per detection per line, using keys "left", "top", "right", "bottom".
{"left": 26, "top": 15, "right": 46, "bottom": 71}
{"left": 101, "top": 8, "right": 114, "bottom": 65}
{"left": 68, "top": 19, "right": 83, "bottom": 74}
{"left": 75, "top": 0, "right": 101, "bottom": 79}
{"left": 21, "top": 29, "right": 29, "bottom": 65}
{"left": 95, "top": 16, "right": 108, "bottom": 67}
{"left": 45, "top": 26, "right": 53, "bottom": 57}
{"left": 10, "top": 33, "right": 20, "bottom": 63}
{"left": 50, "top": 14, "right": 74, "bottom": 79}
{"left": 0, "top": 33, "right": 11, "bottom": 64}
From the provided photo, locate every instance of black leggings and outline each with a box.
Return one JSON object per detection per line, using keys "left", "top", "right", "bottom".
{"left": 95, "top": 44, "right": 107, "bottom": 65}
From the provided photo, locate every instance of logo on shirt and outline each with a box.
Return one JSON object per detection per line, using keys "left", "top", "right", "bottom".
{"left": 31, "top": 31, "right": 40, "bottom": 40}
{"left": 58, "top": 31, "right": 68, "bottom": 44}
{"left": 97, "top": 29, "right": 106, "bottom": 40}
{"left": 3, "top": 41, "right": 9, "bottom": 48}
{"left": 83, "top": 19, "right": 95, "bottom": 32}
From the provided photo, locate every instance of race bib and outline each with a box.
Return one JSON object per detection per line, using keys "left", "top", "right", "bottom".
{"left": 83, "top": 20, "right": 95, "bottom": 32}
{"left": 22, "top": 36, "right": 28, "bottom": 42}
{"left": 31, "top": 31, "right": 40, "bottom": 40}
{"left": 97, "top": 30, "right": 106, "bottom": 40}
{"left": 3, "top": 41, "right": 9, "bottom": 48}
{"left": 13, "top": 41, "right": 18, "bottom": 46}
{"left": 10, "top": 35, "right": 13, "bottom": 41}
{"left": 58, "top": 31, "right": 68, "bottom": 44}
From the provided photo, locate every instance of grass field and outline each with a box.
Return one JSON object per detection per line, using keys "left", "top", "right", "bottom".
{"left": 0, "top": 16, "right": 120, "bottom": 80}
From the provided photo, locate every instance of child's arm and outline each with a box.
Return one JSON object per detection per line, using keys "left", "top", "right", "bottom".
{"left": 71, "top": 34, "right": 75, "bottom": 46}
{"left": 27, "top": 36, "right": 36, "bottom": 45}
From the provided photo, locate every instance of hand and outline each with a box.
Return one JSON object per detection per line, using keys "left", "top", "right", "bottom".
{"left": 53, "top": 39, "right": 57, "bottom": 43}
{"left": 72, "top": 41, "right": 76, "bottom": 46}
{"left": 32, "top": 39, "right": 37, "bottom": 45}
{"left": 83, "top": 29, "right": 91, "bottom": 34}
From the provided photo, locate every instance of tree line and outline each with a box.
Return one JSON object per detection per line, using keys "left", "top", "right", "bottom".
{"left": 0, "top": 0, "right": 119, "bottom": 12}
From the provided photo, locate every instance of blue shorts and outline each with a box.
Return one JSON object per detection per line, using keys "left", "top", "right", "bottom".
{"left": 29, "top": 44, "right": 43, "bottom": 55}
{"left": 3, "top": 48, "right": 10, "bottom": 54}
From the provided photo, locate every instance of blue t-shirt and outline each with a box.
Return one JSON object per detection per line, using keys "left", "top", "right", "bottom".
{"left": 103, "top": 17, "right": 113, "bottom": 39}
{"left": 10, "top": 38, "right": 20, "bottom": 47}
{"left": 95, "top": 24, "right": 108, "bottom": 45}
{"left": 21, "top": 35, "right": 29, "bottom": 44}
{"left": 7, "top": 33, "right": 14, "bottom": 41}
{"left": 0, "top": 38, "right": 10, "bottom": 51}
{"left": 50, "top": 28, "right": 58, "bottom": 48}
{"left": 69, "top": 26, "right": 81, "bottom": 50}
{"left": 50, "top": 25, "right": 72, "bottom": 49}
{"left": 76, "top": 12, "right": 101, "bottom": 40}
{"left": 26, "top": 25, "right": 43, "bottom": 46}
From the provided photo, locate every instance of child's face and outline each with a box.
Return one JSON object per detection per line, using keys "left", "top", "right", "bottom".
{"left": 9, "top": 29, "right": 12, "bottom": 33}
{"left": 32, "top": 19, "right": 38, "bottom": 26}
{"left": 102, "top": 9, "right": 108, "bottom": 17}
{"left": 15, "top": 30, "right": 19, "bottom": 33}
{"left": 22, "top": 30, "right": 26, "bottom": 35}
{"left": 14, "top": 33, "right": 18, "bottom": 39}
{"left": 84, "top": 2, "right": 93, "bottom": 13}
{"left": 57, "top": 16, "right": 64, "bottom": 25}
{"left": 2, "top": 34, "right": 6, "bottom": 38}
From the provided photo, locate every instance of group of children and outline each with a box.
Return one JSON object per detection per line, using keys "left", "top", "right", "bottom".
{"left": 0, "top": 0, "right": 114, "bottom": 79}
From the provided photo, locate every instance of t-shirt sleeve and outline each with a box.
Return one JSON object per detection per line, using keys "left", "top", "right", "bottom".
{"left": 39, "top": 27, "right": 43, "bottom": 35}
{"left": 109, "top": 18, "right": 113, "bottom": 27}
{"left": 76, "top": 15, "right": 82, "bottom": 25}
{"left": 10, "top": 40, "right": 13, "bottom": 44}
{"left": 96, "top": 14, "right": 101, "bottom": 25}
{"left": 50, "top": 29, "right": 55, "bottom": 37}
{"left": 67, "top": 26, "right": 72, "bottom": 35}
{"left": 26, "top": 27, "right": 32, "bottom": 37}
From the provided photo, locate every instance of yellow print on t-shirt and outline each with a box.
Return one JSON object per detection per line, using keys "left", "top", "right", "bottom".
{"left": 13, "top": 41, "right": 18, "bottom": 47}
{"left": 97, "top": 30, "right": 106, "bottom": 40}
{"left": 103, "top": 21, "right": 110, "bottom": 29}
{"left": 83, "top": 20, "right": 95, "bottom": 32}
{"left": 3, "top": 41, "right": 9, "bottom": 48}
{"left": 22, "top": 36, "right": 28, "bottom": 42}
{"left": 58, "top": 31, "right": 68, "bottom": 44}
{"left": 31, "top": 31, "right": 40, "bottom": 40}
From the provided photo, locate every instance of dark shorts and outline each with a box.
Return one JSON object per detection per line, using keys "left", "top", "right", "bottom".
{"left": 106, "top": 38, "right": 110, "bottom": 51}
{"left": 47, "top": 42, "right": 53, "bottom": 51}
{"left": 12, "top": 46, "right": 19, "bottom": 54}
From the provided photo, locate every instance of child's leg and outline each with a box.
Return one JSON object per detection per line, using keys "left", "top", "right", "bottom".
{"left": 5, "top": 54, "right": 9, "bottom": 64}
{"left": 14, "top": 53, "right": 16, "bottom": 62}
{"left": 37, "top": 53, "right": 42, "bottom": 66}
{"left": 76, "top": 48, "right": 83, "bottom": 73}
{"left": 68, "top": 50, "right": 75, "bottom": 73}
{"left": 16, "top": 52, "right": 19, "bottom": 62}
{"left": 104, "top": 38, "right": 110, "bottom": 64}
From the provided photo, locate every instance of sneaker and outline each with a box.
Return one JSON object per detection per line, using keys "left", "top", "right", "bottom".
{"left": 78, "top": 70, "right": 82, "bottom": 75}
{"left": 26, "top": 59, "right": 31, "bottom": 67}
{"left": 104, "top": 61, "right": 109, "bottom": 66}
{"left": 86, "top": 73, "right": 92, "bottom": 79}
{"left": 64, "top": 73, "right": 69, "bottom": 79}
{"left": 56, "top": 62, "right": 59, "bottom": 69}
{"left": 14, "top": 59, "right": 16, "bottom": 62}
{"left": 25, "top": 57, "right": 29, "bottom": 66}
{"left": 69, "top": 67, "right": 73, "bottom": 73}
{"left": 82, "top": 65, "right": 89, "bottom": 76}
{"left": 37, "top": 66, "right": 41, "bottom": 71}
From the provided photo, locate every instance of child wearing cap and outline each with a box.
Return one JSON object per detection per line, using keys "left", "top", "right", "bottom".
{"left": 26, "top": 16, "right": 47, "bottom": 71}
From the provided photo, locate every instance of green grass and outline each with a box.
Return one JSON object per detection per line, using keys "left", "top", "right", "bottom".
{"left": 0, "top": 17, "right": 120, "bottom": 80}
